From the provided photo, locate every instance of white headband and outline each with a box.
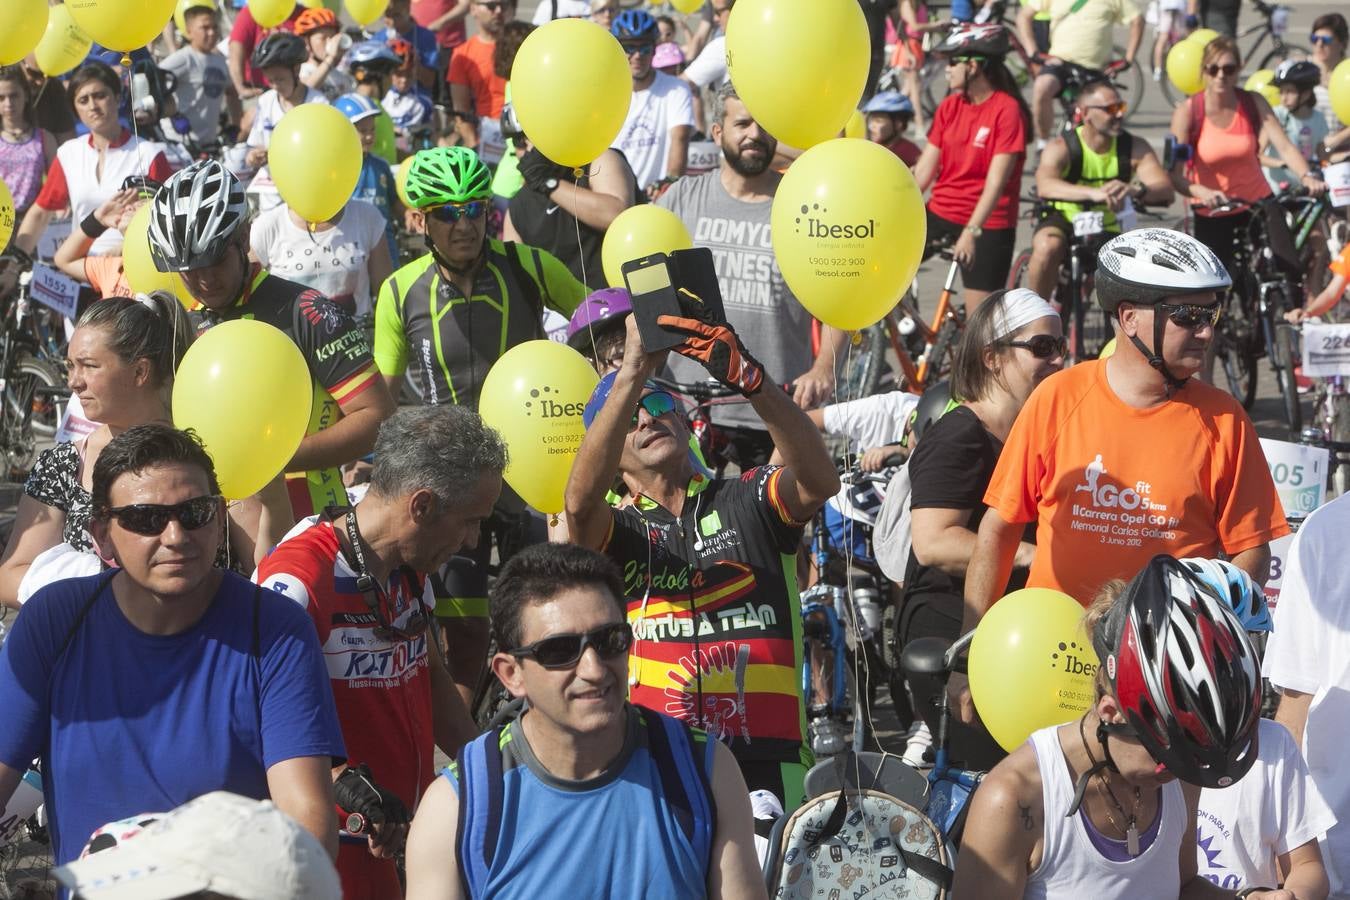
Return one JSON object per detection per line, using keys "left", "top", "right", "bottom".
{"left": 992, "top": 288, "right": 1059, "bottom": 340}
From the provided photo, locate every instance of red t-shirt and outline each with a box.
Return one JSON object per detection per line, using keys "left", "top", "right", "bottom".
{"left": 447, "top": 34, "right": 505, "bottom": 119}
{"left": 411, "top": 0, "right": 467, "bottom": 49}
{"left": 886, "top": 136, "right": 922, "bottom": 168}
{"left": 926, "top": 90, "right": 1026, "bottom": 230}
{"left": 230, "top": 4, "right": 304, "bottom": 88}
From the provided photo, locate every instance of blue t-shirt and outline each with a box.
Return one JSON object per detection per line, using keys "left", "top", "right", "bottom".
{"left": 0, "top": 569, "right": 345, "bottom": 866}
{"left": 368, "top": 24, "right": 440, "bottom": 70}
{"left": 353, "top": 153, "right": 399, "bottom": 262}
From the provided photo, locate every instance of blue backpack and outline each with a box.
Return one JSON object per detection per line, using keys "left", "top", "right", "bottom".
{"left": 453, "top": 705, "right": 718, "bottom": 898}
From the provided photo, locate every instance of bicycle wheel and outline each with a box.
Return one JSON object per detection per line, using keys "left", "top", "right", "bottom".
{"left": 1115, "top": 55, "right": 1147, "bottom": 121}
{"left": 925, "top": 319, "right": 962, "bottom": 387}
{"left": 1273, "top": 322, "right": 1303, "bottom": 438}
{"left": 1007, "top": 248, "right": 1032, "bottom": 290}
{"left": 838, "top": 326, "right": 889, "bottom": 400}
{"left": 14, "top": 357, "right": 62, "bottom": 440}
{"left": 0, "top": 355, "right": 62, "bottom": 476}
{"left": 1259, "top": 42, "right": 1310, "bottom": 71}
{"left": 1213, "top": 316, "right": 1258, "bottom": 409}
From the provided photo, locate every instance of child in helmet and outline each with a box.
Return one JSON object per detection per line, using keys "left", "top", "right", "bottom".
{"left": 243, "top": 32, "right": 330, "bottom": 210}
{"left": 346, "top": 40, "right": 402, "bottom": 165}
{"left": 295, "top": 6, "right": 355, "bottom": 101}
{"left": 336, "top": 93, "right": 401, "bottom": 264}
{"left": 861, "top": 90, "right": 921, "bottom": 167}
{"left": 1260, "top": 60, "right": 1329, "bottom": 192}
{"left": 382, "top": 37, "right": 434, "bottom": 147}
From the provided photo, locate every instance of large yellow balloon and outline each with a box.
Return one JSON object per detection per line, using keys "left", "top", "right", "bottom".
{"left": 1244, "top": 69, "right": 1280, "bottom": 107}
{"left": 174, "top": 0, "right": 217, "bottom": 36}
{"left": 727, "top": 0, "right": 869, "bottom": 149}
{"left": 0, "top": 179, "right": 14, "bottom": 251}
{"left": 770, "top": 138, "right": 925, "bottom": 330}
{"left": 1331, "top": 59, "right": 1350, "bottom": 128}
{"left": 346, "top": 0, "right": 387, "bottom": 27}
{"left": 248, "top": 0, "right": 294, "bottom": 28}
{"left": 969, "top": 588, "right": 1095, "bottom": 752}
{"left": 601, "top": 205, "right": 694, "bottom": 288}
{"left": 173, "top": 320, "right": 313, "bottom": 500}
{"left": 1166, "top": 36, "right": 1206, "bottom": 96}
{"left": 478, "top": 341, "right": 599, "bottom": 514}
{"left": 0, "top": 0, "right": 48, "bottom": 66}
{"left": 843, "top": 108, "right": 864, "bottom": 140}
{"left": 66, "top": 0, "right": 175, "bottom": 52}
{"left": 35, "top": 5, "right": 93, "bottom": 79}
{"left": 122, "top": 205, "right": 194, "bottom": 305}
{"left": 269, "top": 103, "right": 362, "bottom": 223}
{"left": 511, "top": 20, "right": 631, "bottom": 168}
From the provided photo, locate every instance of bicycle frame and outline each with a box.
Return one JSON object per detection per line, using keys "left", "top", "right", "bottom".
{"left": 889, "top": 258, "right": 961, "bottom": 393}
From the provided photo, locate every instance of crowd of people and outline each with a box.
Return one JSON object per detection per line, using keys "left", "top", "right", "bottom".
{"left": 0, "top": 0, "right": 1349, "bottom": 898}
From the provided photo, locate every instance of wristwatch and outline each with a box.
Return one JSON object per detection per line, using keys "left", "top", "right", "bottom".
{"left": 964, "top": 224, "right": 983, "bottom": 238}
{"left": 543, "top": 176, "right": 560, "bottom": 193}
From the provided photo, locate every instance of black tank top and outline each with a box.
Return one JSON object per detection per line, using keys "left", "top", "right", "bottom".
{"left": 508, "top": 170, "right": 606, "bottom": 288}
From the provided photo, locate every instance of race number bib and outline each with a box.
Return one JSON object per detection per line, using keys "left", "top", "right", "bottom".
{"left": 1072, "top": 210, "right": 1104, "bottom": 237}
{"left": 478, "top": 116, "right": 505, "bottom": 165}
{"left": 1259, "top": 437, "right": 1328, "bottom": 520}
{"left": 1301, "top": 322, "right": 1350, "bottom": 377}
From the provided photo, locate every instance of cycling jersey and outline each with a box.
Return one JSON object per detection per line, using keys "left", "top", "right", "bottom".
{"left": 1049, "top": 126, "right": 1134, "bottom": 231}
{"left": 600, "top": 466, "right": 811, "bottom": 769}
{"left": 373, "top": 238, "right": 586, "bottom": 410}
{"left": 194, "top": 268, "right": 381, "bottom": 517}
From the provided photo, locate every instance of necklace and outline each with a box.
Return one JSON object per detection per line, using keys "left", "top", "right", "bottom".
{"left": 0, "top": 126, "right": 30, "bottom": 141}
{"left": 1078, "top": 714, "right": 1143, "bottom": 856}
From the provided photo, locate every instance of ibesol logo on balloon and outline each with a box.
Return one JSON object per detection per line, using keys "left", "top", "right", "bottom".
{"left": 794, "top": 203, "right": 874, "bottom": 279}
{"left": 1049, "top": 640, "right": 1095, "bottom": 712}
{"left": 523, "top": 385, "right": 585, "bottom": 456}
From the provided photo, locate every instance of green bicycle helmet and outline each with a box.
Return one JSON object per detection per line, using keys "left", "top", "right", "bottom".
{"left": 402, "top": 147, "right": 493, "bottom": 209}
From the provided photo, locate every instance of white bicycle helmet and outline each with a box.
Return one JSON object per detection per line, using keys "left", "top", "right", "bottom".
{"left": 1178, "top": 557, "right": 1272, "bottom": 633}
{"left": 148, "top": 160, "right": 247, "bottom": 272}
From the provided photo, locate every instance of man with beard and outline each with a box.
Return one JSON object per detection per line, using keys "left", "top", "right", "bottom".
{"left": 657, "top": 83, "right": 847, "bottom": 467}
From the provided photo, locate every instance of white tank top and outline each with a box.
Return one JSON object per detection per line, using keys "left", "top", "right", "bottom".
{"left": 1023, "top": 725, "right": 1187, "bottom": 900}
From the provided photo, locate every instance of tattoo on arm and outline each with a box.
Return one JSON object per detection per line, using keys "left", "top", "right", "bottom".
{"left": 1018, "top": 803, "right": 1035, "bottom": 831}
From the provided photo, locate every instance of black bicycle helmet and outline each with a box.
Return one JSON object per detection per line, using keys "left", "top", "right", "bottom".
{"left": 1271, "top": 59, "right": 1320, "bottom": 90}
{"left": 251, "top": 32, "right": 307, "bottom": 69}
{"left": 1091, "top": 555, "right": 1262, "bottom": 789}
{"left": 931, "top": 23, "right": 1011, "bottom": 58}
{"left": 905, "top": 380, "right": 955, "bottom": 447}
{"left": 611, "top": 9, "right": 659, "bottom": 42}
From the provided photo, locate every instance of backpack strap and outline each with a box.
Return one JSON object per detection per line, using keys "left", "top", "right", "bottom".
{"left": 454, "top": 726, "right": 508, "bottom": 899}
{"left": 1187, "top": 91, "right": 1205, "bottom": 149}
{"left": 500, "top": 241, "right": 547, "bottom": 324}
{"left": 1236, "top": 88, "right": 1262, "bottom": 137}
{"left": 638, "top": 707, "right": 716, "bottom": 874}
{"left": 1063, "top": 126, "right": 1084, "bottom": 185}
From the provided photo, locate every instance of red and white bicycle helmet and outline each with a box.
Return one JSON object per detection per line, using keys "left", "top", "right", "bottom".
{"left": 931, "top": 23, "right": 1012, "bottom": 58}
{"left": 1091, "top": 554, "right": 1261, "bottom": 788}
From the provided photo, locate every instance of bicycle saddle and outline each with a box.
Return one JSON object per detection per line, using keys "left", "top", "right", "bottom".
{"left": 901, "top": 636, "right": 964, "bottom": 677}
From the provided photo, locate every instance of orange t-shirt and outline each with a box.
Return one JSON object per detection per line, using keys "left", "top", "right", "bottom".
{"left": 446, "top": 34, "right": 505, "bottom": 119}
{"left": 984, "top": 359, "right": 1289, "bottom": 605}
{"left": 84, "top": 256, "right": 132, "bottom": 299}
{"left": 1331, "top": 244, "right": 1350, "bottom": 281}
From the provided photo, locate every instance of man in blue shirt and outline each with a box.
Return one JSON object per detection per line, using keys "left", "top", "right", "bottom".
{"left": 0, "top": 425, "right": 346, "bottom": 866}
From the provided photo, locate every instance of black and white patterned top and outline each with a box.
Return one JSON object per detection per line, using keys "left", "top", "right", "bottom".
{"left": 24, "top": 442, "right": 94, "bottom": 550}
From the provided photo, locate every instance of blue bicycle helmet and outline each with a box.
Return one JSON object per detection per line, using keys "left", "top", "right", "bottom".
{"left": 1179, "top": 558, "right": 1273, "bottom": 633}
{"left": 347, "top": 39, "right": 402, "bottom": 70}
{"left": 862, "top": 91, "right": 914, "bottom": 116}
{"left": 334, "top": 93, "right": 382, "bottom": 124}
{"left": 611, "top": 9, "right": 659, "bottom": 42}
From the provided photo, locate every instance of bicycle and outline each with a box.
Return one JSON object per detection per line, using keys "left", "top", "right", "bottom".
{"left": 0, "top": 269, "right": 68, "bottom": 478}
{"left": 890, "top": 250, "right": 967, "bottom": 395}
{"left": 0, "top": 767, "right": 52, "bottom": 900}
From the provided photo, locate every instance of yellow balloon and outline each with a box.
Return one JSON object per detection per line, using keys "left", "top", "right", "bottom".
{"left": 174, "top": 0, "right": 217, "bottom": 36}
{"left": 601, "top": 205, "right": 694, "bottom": 288}
{"left": 269, "top": 103, "right": 363, "bottom": 223}
{"left": 1188, "top": 27, "right": 1219, "bottom": 46}
{"left": 667, "top": 0, "right": 704, "bottom": 12}
{"left": 844, "top": 108, "right": 865, "bottom": 140}
{"left": 478, "top": 341, "right": 599, "bottom": 514}
{"left": 1099, "top": 337, "right": 1116, "bottom": 359}
{"left": 66, "top": 0, "right": 175, "bottom": 53}
{"left": 122, "top": 205, "right": 194, "bottom": 305}
{"left": 346, "top": 0, "right": 387, "bottom": 27}
{"left": 35, "top": 5, "right": 93, "bottom": 79}
{"left": 770, "top": 138, "right": 926, "bottom": 330}
{"left": 727, "top": 0, "right": 869, "bottom": 149}
{"left": 0, "top": 179, "right": 14, "bottom": 251}
{"left": 248, "top": 0, "right": 294, "bottom": 28}
{"left": 1244, "top": 69, "right": 1280, "bottom": 107}
{"left": 1166, "top": 36, "right": 1206, "bottom": 96}
{"left": 511, "top": 20, "right": 631, "bottom": 168}
{"left": 0, "top": 0, "right": 48, "bottom": 66}
{"left": 1331, "top": 59, "right": 1350, "bottom": 128}
{"left": 969, "top": 588, "right": 1095, "bottom": 752}
{"left": 173, "top": 320, "right": 313, "bottom": 501}
{"left": 395, "top": 156, "right": 415, "bottom": 208}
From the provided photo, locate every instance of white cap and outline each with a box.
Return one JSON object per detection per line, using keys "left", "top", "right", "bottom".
{"left": 53, "top": 792, "right": 341, "bottom": 900}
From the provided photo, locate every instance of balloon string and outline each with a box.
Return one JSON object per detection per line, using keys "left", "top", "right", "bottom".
{"left": 573, "top": 164, "right": 601, "bottom": 367}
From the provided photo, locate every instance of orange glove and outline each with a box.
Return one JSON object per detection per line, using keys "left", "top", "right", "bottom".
{"left": 657, "top": 314, "right": 765, "bottom": 397}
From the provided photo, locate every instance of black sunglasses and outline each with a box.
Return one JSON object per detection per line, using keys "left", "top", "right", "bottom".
{"left": 1005, "top": 334, "right": 1068, "bottom": 359}
{"left": 632, "top": 391, "right": 676, "bottom": 427}
{"left": 1204, "top": 63, "right": 1238, "bottom": 76}
{"left": 103, "top": 496, "right": 220, "bottom": 536}
{"left": 1158, "top": 301, "right": 1222, "bottom": 329}
{"left": 508, "top": 622, "right": 633, "bottom": 669}
{"left": 621, "top": 42, "right": 657, "bottom": 57}
{"left": 428, "top": 200, "right": 487, "bottom": 223}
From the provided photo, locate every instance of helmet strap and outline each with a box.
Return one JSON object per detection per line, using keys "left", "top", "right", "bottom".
{"left": 1122, "top": 308, "right": 1189, "bottom": 395}
{"left": 1067, "top": 712, "right": 1122, "bottom": 816}
{"left": 426, "top": 231, "right": 485, "bottom": 279}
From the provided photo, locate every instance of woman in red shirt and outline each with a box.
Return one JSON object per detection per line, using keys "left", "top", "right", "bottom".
{"left": 912, "top": 23, "right": 1031, "bottom": 314}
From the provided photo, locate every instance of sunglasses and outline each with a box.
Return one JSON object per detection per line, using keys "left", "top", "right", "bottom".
{"left": 621, "top": 42, "right": 657, "bottom": 57}
{"left": 1158, "top": 301, "right": 1223, "bottom": 329}
{"left": 1005, "top": 334, "right": 1068, "bottom": 359}
{"left": 1310, "top": 34, "right": 1336, "bottom": 46}
{"left": 632, "top": 391, "right": 676, "bottom": 427}
{"left": 1083, "top": 101, "right": 1127, "bottom": 117}
{"left": 1204, "top": 63, "right": 1239, "bottom": 76}
{"left": 428, "top": 200, "right": 487, "bottom": 223}
{"left": 508, "top": 622, "right": 633, "bottom": 669}
{"left": 475, "top": 1, "right": 506, "bottom": 9}
{"left": 104, "top": 496, "right": 220, "bottom": 536}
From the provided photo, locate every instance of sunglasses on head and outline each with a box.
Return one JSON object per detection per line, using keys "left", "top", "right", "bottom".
{"left": 1158, "top": 301, "right": 1222, "bottom": 329}
{"left": 632, "top": 391, "right": 676, "bottom": 427}
{"left": 1204, "top": 63, "right": 1239, "bottom": 76}
{"left": 508, "top": 622, "right": 633, "bottom": 669}
{"left": 428, "top": 200, "right": 487, "bottom": 223}
{"left": 103, "top": 496, "right": 220, "bottom": 536}
{"left": 1083, "top": 100, "right": 1127, "bottom": 117}
{"left": 1005, "top": 334, "right": 1068, "bottom": 359}
{"left": 1310, "top": 34, "right": 1336, "bottom": 45}
{"left": 622, "top": 42, "right": 657, "bottom": 56}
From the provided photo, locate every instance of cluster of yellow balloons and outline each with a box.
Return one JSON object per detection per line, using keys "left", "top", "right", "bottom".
{"left": 601, "top": 206, "right": 693, "bottom": 288}
{"left": 1165, "top": 28, "right": 1221, "bottom": 96}
{"left": 968, "top": 588, "right": 1095, "bottom": 751}
{"left": 510, "top": 19, "right": 631, "bottom": 168}
{"left": 1333, "top": 60, "right": 1350, "bottom": 126}
{"left": 174, "top": 320, "right": 314, "bottom": 501}
{"left": 478, "top": 341, "right": 599, "bottom": 515}
{"left": 269, "top": 104, "right": 363, "bottom": 223}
